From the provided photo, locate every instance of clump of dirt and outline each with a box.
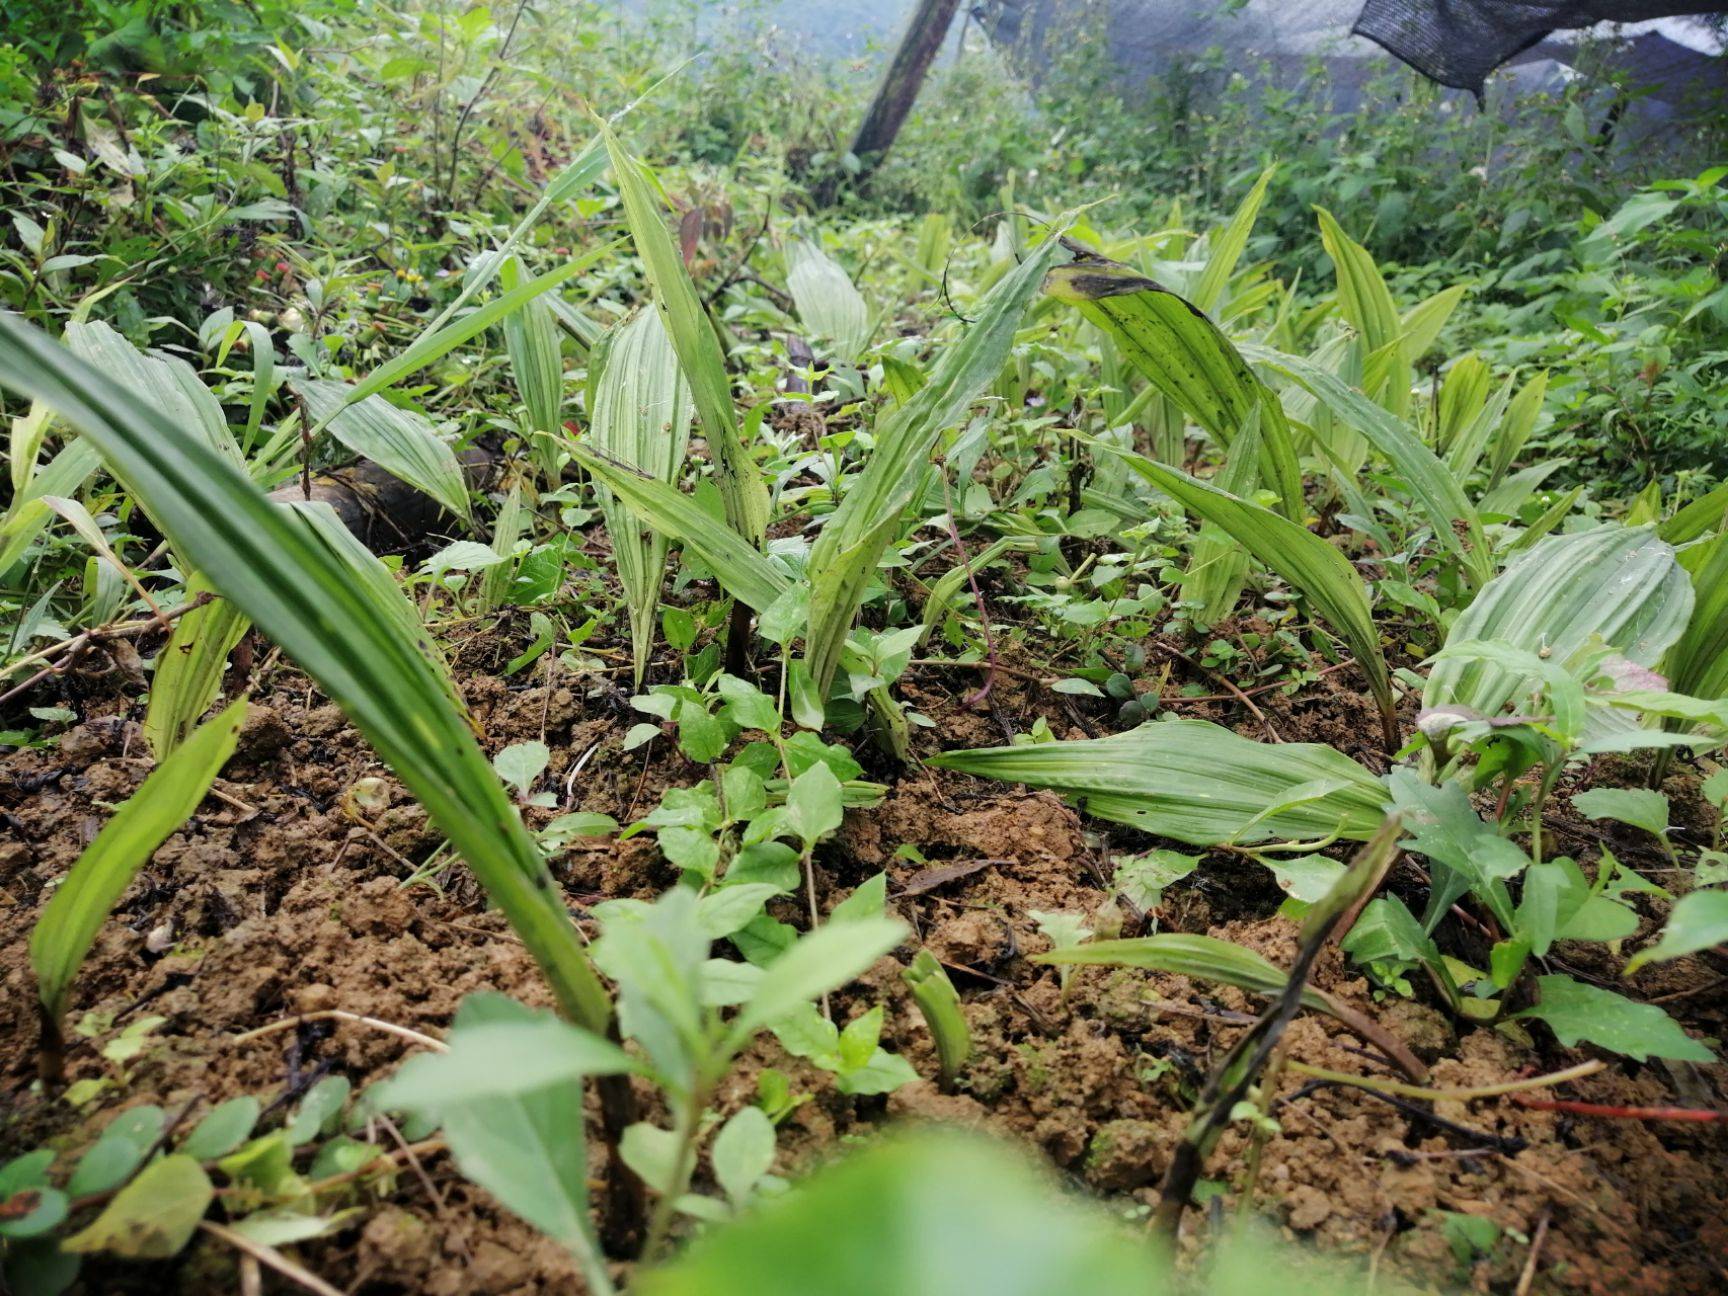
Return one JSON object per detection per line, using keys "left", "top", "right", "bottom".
{"left": 3, "top": 639, "right": 1726, "bottom": 1295}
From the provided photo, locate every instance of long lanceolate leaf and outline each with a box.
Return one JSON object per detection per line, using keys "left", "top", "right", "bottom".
{"left": 1190, "top": 164, "right": 1274, "bottom": 315}
{"left": 1425, "top": 526, "right": 1693, "bottom": 722}
{"left": 1666, "top": 528, "right": 1728, "bottom": 707}
{"left": 1092, "top": 434, "right": 1398, "bottom": 749}
{"left": 317, "top": 245, "right": 618, "bottom": 442}
{"left": 142, "top": 575, "right": 250, "bottom": 758}
{"left": 1045, "top": 241, "right": 1304, "bottom": 522}
{"left": 603, "top": 126, "right": 769, "bottom": 544}
{"left": 785, "top": 239, "right": 873, "bottom": 363}
{"left": 500, "top": 254, "right": 567, "bottom": 479}
{"left": 802, "top": 224, "right": 1072, "bottom": 694}
{"left": 1243, "top": 343, "right": 1494, "bottom": 588}
{"left": 32, "top": 699, "right": 247, "bottom": 1063}
{"left": 927, "top": 718, "right": 1388, "bottom": 846}
{"left": 0, "top": 314, "right": 610, "bottom": 1034}
{"left": 567, "top": 443, "right": 789, "bottom": 615}
{"left": 1315, "top": 208, "right": 1410, "bottom": 421}
{"left": 295, "top": 378, "right": 473, "bottom": 524}
{"left": 588, "top": 308, "right": 696, "bottom": 684}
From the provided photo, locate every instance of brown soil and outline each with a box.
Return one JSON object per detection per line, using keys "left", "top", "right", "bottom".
{"left": 3, "top": 638, "right": 1726, "bottom": 1295}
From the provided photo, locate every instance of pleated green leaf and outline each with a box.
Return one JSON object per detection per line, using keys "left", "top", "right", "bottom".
{"left": 0, "top": 313, "right": 609, "bottom": 1032}
{"left": 927, "top": 718, "right": 1388, "bottom": 845}
{"left": 588, "top": 308, "right": 696, "bottom": 684}
{"left": 567, "top": 442, "right": 789, "bottom": 616}
{"left": 1190, "top": 164, "right": 1274, "bottom": 315}
{"left": 1045, "top": 241, "right": 1304, "bottom": 521}
{"left": 785, "top": 239, "right": 873, "bottom": 363}
{"left": 1035, "top": 933, "right": 1334, "bottom": 1013}
{"left": 1243, "top": 343, "right": 1493, "bottom": 587}
{"left": 65, "top": 321, "right": 247, "bottom": 476}
{"left": 1662, "top": 528, "right": 1728, "bottom": 709}
{"left": 1398, "top": 284, "right": 1468, "bottom": 366}
{"left": 1179, "top": 402, "right": 1262, "bottom": 628}
{"left": 1425, "top": 526, "right": 1693, "bottom": 722}
{"left": 603, "top": 126, "right": 769, "bottom": 543}
{"left": 0, "top": 438, "right": 102, "bottom": 574}
{"left": 499, "top": 254, "right": 566, "bottom": 476}
{"left": 1659, "top": 481, "right": 1728, "bottom": 545}
{"left": 33, "top": 699, "right": 246, "bottom": 1029}
{"left": 1092, "top": 435, "right": 1395, "bottom": 744}
{"left": 802, "top": 224, "right": 1071, "bottom": 695}
{"left": 1316, "top": 207, "right": 1409, "bottom": 420}
{"left": 295, "top": 378, "right": 472, "bottom": 525}
{"left": 1485, "top": 369, "right": 1548, "bottom": 489}
{"left": 142, "top": 575, "right": 251, "bottom": 759}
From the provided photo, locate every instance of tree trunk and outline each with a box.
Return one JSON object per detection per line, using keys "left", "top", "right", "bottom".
{"left": 835, "top": 0, "right": 962, "bottom": 192}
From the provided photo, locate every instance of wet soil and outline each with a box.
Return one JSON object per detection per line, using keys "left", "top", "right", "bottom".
{"left": 2, "top": 631, "right": 1725, "bottom": 1294}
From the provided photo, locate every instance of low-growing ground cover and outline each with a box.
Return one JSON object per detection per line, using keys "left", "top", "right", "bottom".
{"left": 3, "top": 4, "right": 1728, "bottom": 1294}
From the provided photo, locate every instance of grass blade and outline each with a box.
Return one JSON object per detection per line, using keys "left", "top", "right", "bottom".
{"left": 66, "top": 321, "right": 247, "bottom": 476}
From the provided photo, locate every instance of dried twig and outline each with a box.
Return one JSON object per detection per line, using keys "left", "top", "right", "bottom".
{"left": 230, "top": 1009, "right": 448, "bottom": 1053}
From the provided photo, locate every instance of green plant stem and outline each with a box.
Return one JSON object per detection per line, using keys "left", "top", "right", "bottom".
{"left": 641, "top": 1081, "right": 713, "bottom": 1263}
{"left": 1528, "top": 763, "right": 1564, "bottom": 865}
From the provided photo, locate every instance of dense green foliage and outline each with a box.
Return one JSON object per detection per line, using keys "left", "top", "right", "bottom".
{"left": 3, "top": 2, "right": 1727, "bottom": 1293}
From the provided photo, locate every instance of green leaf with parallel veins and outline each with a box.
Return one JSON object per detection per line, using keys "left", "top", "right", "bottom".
{"left": 1090, "top": 436, "right": 1394, "bottom": 738}
{"left": 602, "top": 126, "right": 767, "bottom": 542}
{"left": 1425, "top": 527, "right": 1691, "bottom": 726}
{"left": 295, "top": 379, "right": 471, "bottom": 525}
{"left": 31, "top": 700, "right": 246, "bottom": 1029}
{"left": 1046, "top": 240, "right": 1303, "bottom": 520}
{"left": 0, "top": 315, "right": 609, "bottom": 1034}
{"left": 929, "top": 719, "right": 1388, "bottom": 846}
